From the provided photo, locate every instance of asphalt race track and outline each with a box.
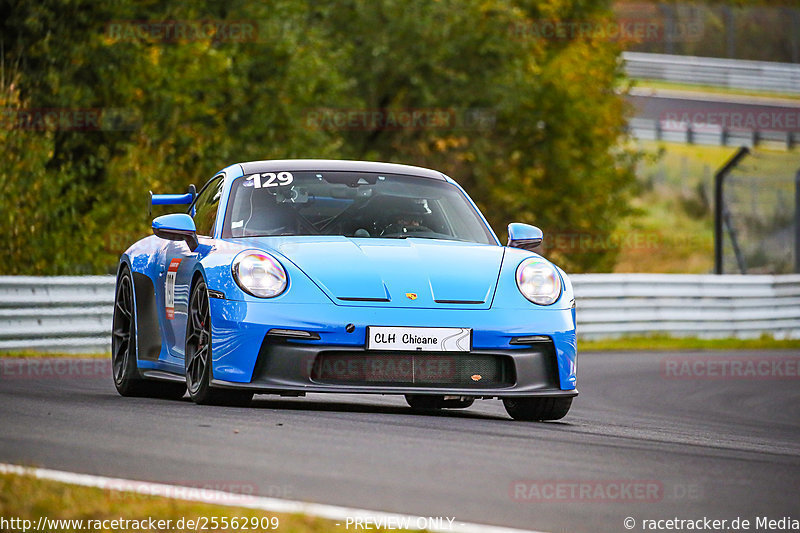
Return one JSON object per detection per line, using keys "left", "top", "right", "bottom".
{"left": 1, "top": 350, "right": 799, "bottom": 533}
{"left": 626, "top": 89, "right": 800, "bottom": 128}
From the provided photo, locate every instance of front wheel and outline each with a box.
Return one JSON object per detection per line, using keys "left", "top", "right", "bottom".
{"left": 502, "top": 397, "right": 572, "bottom": 421}
{"left": 185, "top": 279, "right": 253, "bottom": 406}
{"left": 112, "top": 267, "right": 185, "bottom": 399}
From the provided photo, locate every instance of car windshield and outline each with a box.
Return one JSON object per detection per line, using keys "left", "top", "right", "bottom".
{"left": 222, "top": 171, "right": 496, "bottom": 244}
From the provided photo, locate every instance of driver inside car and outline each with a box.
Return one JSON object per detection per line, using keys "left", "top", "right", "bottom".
{"left": 379, "top": 198, "right": 433, "bottom": 236}
{"left": 381, "top": 215, "right": 427, "bottom": 236}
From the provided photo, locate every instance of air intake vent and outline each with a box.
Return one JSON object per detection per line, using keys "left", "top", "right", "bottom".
{"left": 309, "top": 352, "right": 513, "bottom": 388}
{"left": 337, "top": 297, "right": 390, "bottom": 302}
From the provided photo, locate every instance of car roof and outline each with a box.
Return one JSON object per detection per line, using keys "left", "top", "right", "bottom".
{"left": 237, "top": 159, "right": 447, "bottom": 181}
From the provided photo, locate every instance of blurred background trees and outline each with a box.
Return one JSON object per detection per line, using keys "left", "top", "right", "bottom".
{"left": 617, "top": 1, "right": 800, "bottom": 63}
{"left": 0, "top": 0, "right": 636, "bottom": 274}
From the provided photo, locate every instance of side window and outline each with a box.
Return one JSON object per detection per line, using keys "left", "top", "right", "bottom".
{"left": 192, "top": 175, "right": 225, "bottom": 236}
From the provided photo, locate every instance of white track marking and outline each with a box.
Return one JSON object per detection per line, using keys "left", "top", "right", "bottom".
{"left": 0, "top": 463, "right": 547, "bottom": 533}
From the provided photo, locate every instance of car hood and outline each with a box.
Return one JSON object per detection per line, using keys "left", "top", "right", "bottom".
{"left": 236, "top": 236, "right": 505, "bottom": 309}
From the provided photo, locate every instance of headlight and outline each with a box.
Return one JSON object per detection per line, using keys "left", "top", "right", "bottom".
{"left": 516, "top": 257, "right": 562, "bottom": 305}
{"left": 232, "top": 252, "right": 287, "bottom": 298}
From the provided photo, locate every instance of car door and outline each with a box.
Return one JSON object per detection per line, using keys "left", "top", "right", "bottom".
{"left": 160, "top": 174, "right": 225, "bottom": 365}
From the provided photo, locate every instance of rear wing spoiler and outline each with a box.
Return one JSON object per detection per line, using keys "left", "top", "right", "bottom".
{"left": 149, "top": 185, "right": 196, "bottom": 216}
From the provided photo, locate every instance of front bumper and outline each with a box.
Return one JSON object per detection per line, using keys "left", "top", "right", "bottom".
{"left": 208, "top": 299, "right": 577, "bottom": 396}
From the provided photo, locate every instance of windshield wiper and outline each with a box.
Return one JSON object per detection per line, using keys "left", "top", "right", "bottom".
{"left": 381, "top": 235, "right": 457, "bottom": 241}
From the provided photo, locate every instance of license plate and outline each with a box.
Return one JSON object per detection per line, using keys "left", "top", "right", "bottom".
{"left": 366, "top": 326, "right": 472, "bottom": 352}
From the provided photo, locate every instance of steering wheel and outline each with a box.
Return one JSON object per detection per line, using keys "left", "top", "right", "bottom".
{"left": 379, "top": 224, "right": 434, "bottom": 237}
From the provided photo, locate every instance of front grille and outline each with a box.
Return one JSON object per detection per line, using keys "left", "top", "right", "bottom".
{"left": 309, "top": 351, "right": 514, "bottom": 388}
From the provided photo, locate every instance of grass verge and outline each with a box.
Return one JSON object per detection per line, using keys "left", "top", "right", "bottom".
{"left": 628, "top": 79, "right": 800, "bottom": 101}
{"left": 612, "top": 141, "right": 740, "bottom": 273}
{"left": 0, "top": 350, "right": 108, "bottom": 358}
{"left": 616, "top": 140, "right": 800, "bottom": 273}
{"left": 0, "top": 470, "right": 388, "bottom": 533}
{"left": 581, "top": 335, "right": 800, "bottom": 352}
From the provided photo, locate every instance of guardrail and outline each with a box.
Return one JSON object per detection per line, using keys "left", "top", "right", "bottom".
{"left": 0, "top": 276, "right": 115, "bottom": 352}
{"left": 623, "top": 52, "right": 800, "bottom": 95}
{"left": 572, "top": 274, "right": 800, "bottom": 340}
{"left": 1, "top": 274, "right": 799, "bottom": 352}
{"left": 628, "top": 117, "right": 797, "bottom": 150}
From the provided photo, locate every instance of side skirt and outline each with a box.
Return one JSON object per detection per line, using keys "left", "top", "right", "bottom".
{"left": 140, "top": 370, "right": 185, "bottom": 383}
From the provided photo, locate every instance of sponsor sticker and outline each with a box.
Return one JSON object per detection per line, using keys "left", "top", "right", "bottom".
{"left": 165, "top": 258, "right": 183, "bottom": 319}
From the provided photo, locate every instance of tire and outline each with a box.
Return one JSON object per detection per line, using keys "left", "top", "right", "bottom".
{"left": 405, "top": 395, "right": 474, "bottom": 410}
{"left": 185, "top": 278, "right": 253, "bottom": 407}
{"left": 112, "top": 267, "right": 186, "bottom": 400}
{"left": 502, "top": 397, "right": 572, "bottom": 421}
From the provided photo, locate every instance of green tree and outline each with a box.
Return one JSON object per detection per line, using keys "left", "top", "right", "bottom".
{"left": 309, "top": 0, "right": 637, "bottom": 270}
{"left": 0, "top": 0, "right": 636, "bottom": 274}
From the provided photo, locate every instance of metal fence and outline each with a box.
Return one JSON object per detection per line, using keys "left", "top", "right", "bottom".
{"left": 1, "top": 274, "right": 799, "bottom": 352}
{"left": 623, "top": 52, "right": 800, "bottom": 95}
{"left": 715, "top": 151, "right": 800, "bottom": 275}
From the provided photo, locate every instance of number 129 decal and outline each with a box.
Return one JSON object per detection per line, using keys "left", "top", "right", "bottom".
{"left": 165, "top": 258, "right": 182, "bottom": 320}
{"left": 253, "top": 172, "right": 293, "bottom": 189}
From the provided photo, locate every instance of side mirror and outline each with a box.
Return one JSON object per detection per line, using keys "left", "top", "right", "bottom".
{"left": 507, "top": 223, "right": 543, "bottom": 251}
{"left": 152, "top": 214, "right": 199, "bottom": 251}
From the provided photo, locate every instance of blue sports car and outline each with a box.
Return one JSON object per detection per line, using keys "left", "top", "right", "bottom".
{"left": 113, "top": 160, "right": 577, "bottom": 420}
